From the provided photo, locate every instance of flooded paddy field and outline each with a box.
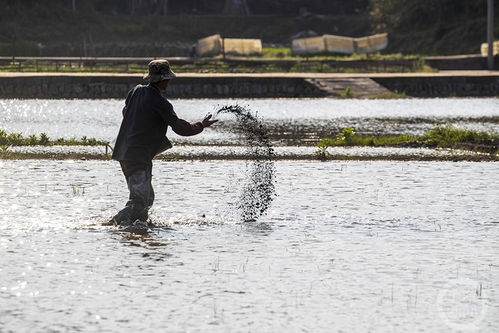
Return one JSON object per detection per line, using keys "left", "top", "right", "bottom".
{"left": 1, "top": 97, "right": 498, "bottom": 331}
{"left": 0, "top": 160, "right": 498, "bottom": 332}
{"left": 1, "top": 98, "right": 498, "bottom": 148}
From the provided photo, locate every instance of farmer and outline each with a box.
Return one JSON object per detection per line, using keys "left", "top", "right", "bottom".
{"left": 107, "top": 59, "right": 217, "bottom": 228}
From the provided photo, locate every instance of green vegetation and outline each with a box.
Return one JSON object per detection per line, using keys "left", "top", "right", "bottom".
{"left": 0, "top": 58, "right": 433, "bottom": 74}
{"left": 259, "top": 50, "right": 421, "bottom": 61}
{"left": 420, "top": 124, "right": 499, "bottom": 149}
{"left": 0, "top": 130, "right": 108, "bottom": 147}
{"left": 371, "top": 91, "right": 407, "bottom": 99}
{"left": 316, "top": 125, "right": 499, "bottom": 160}
{"left": 0, "top": 151, "right": 110, "bottom": 160}
{"left": 338, "top": 87, "right": 355, "bottom": 99}
{"left": 0, "top": 53, "right": 431, "bottom": 74}
{"left": 0, "top": 126, "right": 497, "bottom": 162}
{"left": 370, "top": 0, "right": 499, "bottom": 55}
{"left": 262, "top": 47, "right": 292, "bottom": 59}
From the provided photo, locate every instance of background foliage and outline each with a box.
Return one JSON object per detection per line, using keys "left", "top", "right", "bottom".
{"left": 0, "top": 0, "right": 497, "bottom": 56}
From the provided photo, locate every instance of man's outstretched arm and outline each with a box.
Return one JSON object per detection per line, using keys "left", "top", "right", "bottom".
{"left": 171, "top": 114, "right": 218, "bottom": 136}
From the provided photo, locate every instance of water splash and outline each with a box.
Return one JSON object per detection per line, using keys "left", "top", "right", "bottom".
{"left": 216, "top": 105, "right": 276, "bottom": 221}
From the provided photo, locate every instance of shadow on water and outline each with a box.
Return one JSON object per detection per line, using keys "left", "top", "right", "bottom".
{"left": 82, "top": 221, "right": 174, "bottom": 261}
{"left": 85, "top": 215, "right": 274, "bottom": 257}
{"left": 239, "top": 221, "right": 274, "bottom": 237}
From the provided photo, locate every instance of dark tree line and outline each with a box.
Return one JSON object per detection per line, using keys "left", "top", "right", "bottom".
{"left": 371, "top": 0, "right": 496, "bottom": 33}
{"left": 0, "top": 0, "right": 494, "bottom": 56}
{"left": 0, "top": 0, "right": 370, "bottom": 16}
{"left": 1, "top": 0, "right": 494, "bottom": 31}
{"left": 95, "top": 0, "right": 371, "bottom": 15}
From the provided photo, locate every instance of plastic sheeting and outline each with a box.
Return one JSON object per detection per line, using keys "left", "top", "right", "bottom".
{"left": 292, "top": 36, "right": 326, "bottom": 55}
{"left": 223, "top": 38, "right": 262, "bottom": 56}
{"left": 324, "top": 35, "right": 355, "bottom": 54}
{"left": 354, "top": 34, "right": 388, "bottom": 54}
{"left": 481, "top": 41, "right": 499, "bottom": 56}
{"left": 196, "top": 34, "right": 223, "bottom": 57}
{"left": 292, "top": 33, "right": 388, "bottom": 55}
{"left": 196, "top": 35, "right": 262, "bottom": 57}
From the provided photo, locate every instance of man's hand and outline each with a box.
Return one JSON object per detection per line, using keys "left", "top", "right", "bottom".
{"left": 202, "top": 114, "right": 219, "bottom": 128}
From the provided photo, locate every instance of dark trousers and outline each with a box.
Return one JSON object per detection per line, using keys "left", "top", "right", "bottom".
{"left": 113, "top": 160, "right": 154, "bottom": 223}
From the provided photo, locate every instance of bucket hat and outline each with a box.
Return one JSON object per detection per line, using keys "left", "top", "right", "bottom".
{"left": 144, "top": 59, "right": 176, "bottom": 83}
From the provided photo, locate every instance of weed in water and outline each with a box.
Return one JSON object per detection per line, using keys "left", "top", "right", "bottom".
{"left": 39, "top": 133, "right": 50, "bottom": 145}
{"left": 315, "top": 139, "right": 330, "bottom": 161}
{"left": 71, "top": 185, "right": 85, "bottom": 196}
{"left": 28, "top": 134, "right": 38, "bottom": 145}
{"left": 6, "top": 132, "right": 23, "bottom": 145}
{"left": 337, "top": 127, "right": 356, "bottom": 144}
{"left": 0, "top": 130, "right": 7, "bottom": 145}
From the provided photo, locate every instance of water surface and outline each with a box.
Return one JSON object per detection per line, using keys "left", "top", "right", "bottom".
{"left": 1, "top": 98, "right": 498, "bottom": 146}
{"left": 0, "top": 160, "right": 498, "bottom": 332}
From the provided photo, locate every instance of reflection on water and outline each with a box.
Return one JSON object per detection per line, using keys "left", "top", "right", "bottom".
{"left": 1, "top": 97, "right": 498, "bottom": 331}
{"left": 1, "top": 98, "right": 498, "bottom": 146}
{"left": 0, "top": 160, "right": 498, "bottom": 332}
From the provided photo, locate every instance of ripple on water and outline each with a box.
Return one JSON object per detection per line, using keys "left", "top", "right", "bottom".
{"left": 0, "top": 157, "right": 498, "bottom": 332}
{"left": 1, "top": 98, "right": 498, "bottom": 145}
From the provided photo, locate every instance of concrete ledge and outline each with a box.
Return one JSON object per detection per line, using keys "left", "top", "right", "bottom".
{"left": 373, "top": 76, "right": 499, "bottom": 97}
{"left": 0, "top": 72, "right": 497, "bottom": 98}
{"left": 0, "top": 74, "right": 325, "bottom": 99}
{"left": 424, "top": 54, "right": 499, "bottom": 70}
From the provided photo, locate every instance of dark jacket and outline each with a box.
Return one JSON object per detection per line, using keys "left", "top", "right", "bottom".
{"left": 112, "top": 84, "right": 203, "bottom": 162}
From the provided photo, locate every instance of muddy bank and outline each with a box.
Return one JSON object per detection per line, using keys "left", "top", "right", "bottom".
{"left": 0, "top": 73, "right": 498, "bottom": 98}
{"left": 1, "top": 149, "right": 497, "bottom": 162}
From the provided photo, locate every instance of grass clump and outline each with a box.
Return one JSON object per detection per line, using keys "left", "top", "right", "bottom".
{"left": 262, "top": 47, "right": 292, "bottom": 58}
{"left": 371, "top": 91, "right": 407, "bottom": 99}
{"left": 420, "top": 124, "right": 498, "bottom": 148}
{"left": 0, "top": 130, "right": 108, "bottom": 147}
{"left": 318, "top": 127, "right": 415, "bottom": 148}
{"left": 316, "top": 125, "right": 498, "bottom": 159}
{"left": 338, "top": 87, "right": 355, "bottom": 98}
